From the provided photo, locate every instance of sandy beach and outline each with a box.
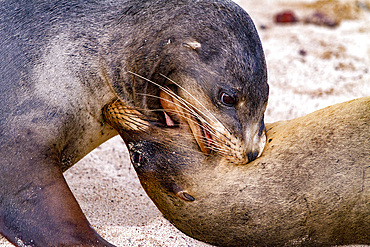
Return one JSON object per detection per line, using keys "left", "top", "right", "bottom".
{"left": 1, "top": 0, "right": 369, "bottom": 246}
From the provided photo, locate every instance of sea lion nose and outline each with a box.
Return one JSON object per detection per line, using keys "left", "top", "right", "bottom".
{"left": 247, "top": 151, "right": 259, "bottom": 162}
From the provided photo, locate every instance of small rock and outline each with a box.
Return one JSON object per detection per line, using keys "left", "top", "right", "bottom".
{"left": 274, "top": 11, "right": 299, "bottom": 23}
{"left": 299, "top": 49, "right": 307, "bottom": 56}
{"left": 304, "top": 11, "right": 339, "bottom": 27}
{"left": 259, "top": 24, "right": 268, "bottom": 30}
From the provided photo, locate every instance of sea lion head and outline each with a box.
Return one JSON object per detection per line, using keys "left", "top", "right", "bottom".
{"left": 104, "top": 0, "right": 268, "bottom": 164}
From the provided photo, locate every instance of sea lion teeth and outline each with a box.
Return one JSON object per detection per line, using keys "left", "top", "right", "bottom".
{"left": 159, "top": 89, "right": 212, "bottom": 153}
{"left": 164, "top": 112, "right": 175, "bottom": 127}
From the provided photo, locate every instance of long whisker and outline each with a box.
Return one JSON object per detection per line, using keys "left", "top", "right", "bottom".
{"left": 109, "top": 110, "right": 154, "bottom": 128}
{"left": 159, "top": 130, "right": 231, "bottom": 156}
{"left": 154, "top": 109, "right": 234, "bottom": 153}
{"left": 108, "top": 109, "right": 218, "bottom": 156}
{"left": 137, "top": 93, "right": 218, "bottom": 133}
{"left": 159, "top": 74, "right": 237, "bottom": 140}
{"left": 129, "top": 71, "right": 219, "bottom": 128}
{"left": 153, "top": 90, "right": 234, "bottom": 144}
{"left": 194, "top": 114, "right": 234, "bottom": 144}
{"left": 118, "top": 112, "right": 232, "bottom": 157}
{"left": 138, "top": 93, "right": 233, "bottom": 144}
{"left": 125, "top": 72, "right": 237, "bottom": 156}
{"left": 131, "top": 105, "right": 233, "bottom": 155}
{"left": 159, "top": 73, "right": 221, "bottom": 124}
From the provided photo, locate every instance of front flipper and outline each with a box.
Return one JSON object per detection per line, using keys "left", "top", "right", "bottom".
{"left": 0, "top": 149, "right": 114, "bottom": 247}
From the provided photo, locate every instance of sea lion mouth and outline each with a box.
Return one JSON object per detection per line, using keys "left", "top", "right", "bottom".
{"left": 159, "top": 90, "right": 212, "bottom": 155}
{"left": 189, "top": 113, "right": 213, "bottom": 154}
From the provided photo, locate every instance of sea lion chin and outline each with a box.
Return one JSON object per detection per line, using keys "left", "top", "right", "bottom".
{"left": 126, "top": 97, "right": 370, "bottom": 247}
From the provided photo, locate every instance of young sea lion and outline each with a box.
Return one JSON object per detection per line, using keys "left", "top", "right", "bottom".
{"left": 123, "top": 97, "right": 370, "bottom": 247}
{"left": 0, "top": 0, "right": 268, "bottom": 246}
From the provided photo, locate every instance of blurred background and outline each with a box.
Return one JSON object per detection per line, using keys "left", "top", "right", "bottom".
{"left": 237, "top": 0, "right": 370, "bottom": 122}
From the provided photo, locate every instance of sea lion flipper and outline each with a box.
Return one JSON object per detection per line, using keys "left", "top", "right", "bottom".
{"left": 0, "top": 155, "right": 114, "bottom": 247}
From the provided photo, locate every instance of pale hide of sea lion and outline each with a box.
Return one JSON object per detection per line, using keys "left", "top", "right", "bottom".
{"left": 118, "top": 97, "right": 369, "bottom": 247}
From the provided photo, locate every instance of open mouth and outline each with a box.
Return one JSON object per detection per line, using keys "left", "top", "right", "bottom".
{"left": 160, "top": 90, "right": 212, "bottom": 155}
{"left": 191, "top": 114, "right": 213, "bottom": 154}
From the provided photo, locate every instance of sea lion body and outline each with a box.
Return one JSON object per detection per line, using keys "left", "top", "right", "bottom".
{"left": 0, "top": 0, "right": 268, "bottom": 246}
{"left": 127, "top": 97, "right": 370, "bottom": 246}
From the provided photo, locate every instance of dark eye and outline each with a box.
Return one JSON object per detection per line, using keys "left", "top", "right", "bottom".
{"left": 220, "top": 92, "right": 236, "bottom": 106}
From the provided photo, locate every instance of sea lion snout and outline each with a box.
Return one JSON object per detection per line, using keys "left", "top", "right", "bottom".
{"left": 246, "top": 118, "right": 267, "bottom": 162}
{"left": 219, "top": 117, "right": 267, "bottom": 164}
{"left": 255, "top": 118, "right": 267, "bottom": 159}
{"left": 247, "top": 151, "right": 259, "bottom": 162}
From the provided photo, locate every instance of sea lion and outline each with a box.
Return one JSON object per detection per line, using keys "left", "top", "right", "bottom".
{"left": 0, "top": 0, "right": 268, "bottom": 246}
{"left": 118, "top": 97, "right": 370, "bottom": 247}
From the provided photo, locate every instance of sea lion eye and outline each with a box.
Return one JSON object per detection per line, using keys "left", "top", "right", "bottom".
{"left": 220, "top": 92, "right": 236, "bottom": 106}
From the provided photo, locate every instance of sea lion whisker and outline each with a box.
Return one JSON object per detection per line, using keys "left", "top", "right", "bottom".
{"left": 195, "top": 116, "right": 234, "bottom": 144}
{"left": 158, "top": 76, "right": 237, "bottom": 144}
{"left": 200, "top": 138, "right": 233, "bottom": 153}
{"left": 205, "top": 135, "right": 235, "bottom": 153}
{"left": 137, "top": 93, "right": 196, "bottom": 117}
{"left": 136, "top": 89, "right": 229, "bottom": 146}
{"left": 123, "top": 120, "right": 151, "bottom": 132}
{"left": 161, "top": 104, "right": 236, "bottom": 151}
{"left": 166, "top": 93, "right": 218, "bottom": 127}
{"left": 137, "top": 84, "right": 210, "bottom": 125}
{"left": 128, "top": 72, "right": 181, "bottom": 105}
{"left": 177, "top": 128, "right": 233, "bottom": 155}
{"left": 120, "top": 115, "right": 154, "bottom": 126}
{"left": 137, "top": 93, "right": 217, "bottom": 131}
{"left": 110, "top": 112, "right": 153, "bottom": 128}
{"left": 128, "top": 74, "right": 237, "bottom": 155}
{"left": 137, "top": 94, "right": 208, "bottom": 130}
{"left": 159, "top": 73, "right": 222, "bottom": 125}
{"left": 165, "top": 90, "right": 221, "bottom": 129}
{"left": 126, "top": 118, "right": 152, "bottom": 129}
{"left": 105, "top": 109, "right": 153, "bottom": 132}
{"left": 143, "top": 117, "right": 232, "bottom": 155}
{"left": 107, "top": 96, "right": 234, "bottom": 156}
{"left": 161, "top": 108, "right": 232, "bottom": 149}
{"left": 130, "top": 72, "right": 219, "bottom": 126}
{"left": 195, "top": 141, "right": 231, "bottom": 156}
{"left": 187, "top": 109, "right": 236, "bottom": 147}
{"left": 114, "top": 93, "right": 229, "bottom": 153}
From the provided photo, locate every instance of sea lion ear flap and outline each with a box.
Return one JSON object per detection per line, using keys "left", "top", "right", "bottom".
{"left": 182, "top": 41, "right": 201, "bottom": 51}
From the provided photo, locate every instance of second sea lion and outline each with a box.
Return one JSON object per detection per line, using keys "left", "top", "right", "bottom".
{"left": 118, "top": 97, "right": 370, "bottom": 247}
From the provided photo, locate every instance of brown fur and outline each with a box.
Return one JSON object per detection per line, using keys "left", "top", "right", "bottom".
{"left": 128, "top": 97, "right": 369, "bottom": 246}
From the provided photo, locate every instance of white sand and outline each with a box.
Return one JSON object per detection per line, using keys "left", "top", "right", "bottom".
{"left": 1, "top": 0, "right": 369, "bottom": 246}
